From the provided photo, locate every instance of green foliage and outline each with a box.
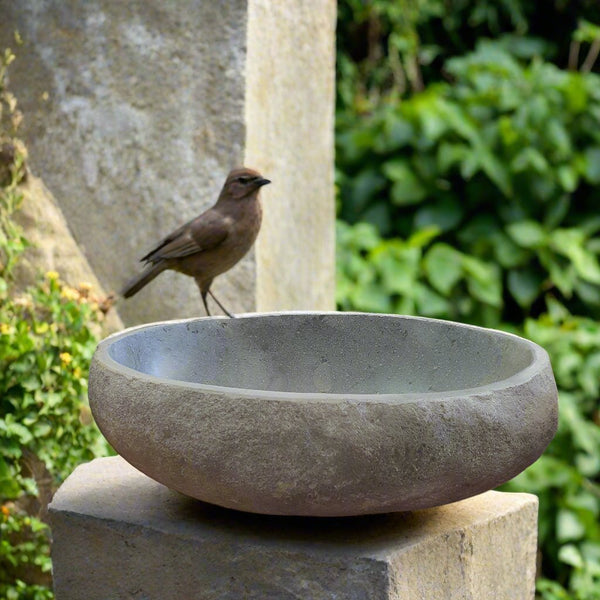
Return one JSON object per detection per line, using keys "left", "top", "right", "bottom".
{"left": 504, "top": 302, "right": 600, "bottom": 597}
{"left": 337, "top": 2, "right": 600, "bottom": 598}
{"left": 0, "top": 272, "right": 108, "bottom": 598}
{"left": 0, "top": 43, "right": 109, "bottom": 599}
{"left": 337, "top": 40, "right": 600, "bottom": 326}
{"left": 337, "top": 0, "right": 600, "bottom": 110}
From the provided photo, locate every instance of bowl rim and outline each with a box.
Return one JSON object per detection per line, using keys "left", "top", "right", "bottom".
{"left": 92, "top": 311, "right": 552, "bottom": 404}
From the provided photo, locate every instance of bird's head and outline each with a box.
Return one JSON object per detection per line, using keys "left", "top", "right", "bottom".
{"left": 223, "top": 167, "right": 271, "bottom": 200}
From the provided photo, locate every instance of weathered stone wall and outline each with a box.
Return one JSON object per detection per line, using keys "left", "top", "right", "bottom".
{"left": 12, "top": 174, "right": 124, "bottom": 333}
{"left": 0, "top": 0, "right": 336, "bottom": 325}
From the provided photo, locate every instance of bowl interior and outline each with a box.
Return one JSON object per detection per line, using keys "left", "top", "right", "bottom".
{"left": 107, "top": 313, "right": 534, "bottom": 395}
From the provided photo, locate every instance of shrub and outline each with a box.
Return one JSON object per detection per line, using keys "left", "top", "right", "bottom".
{"left": 337, "top": 39, "right": 600, "bottom": 327}
{"left": 0, "top": 43, "right": 110, "bottom": 600}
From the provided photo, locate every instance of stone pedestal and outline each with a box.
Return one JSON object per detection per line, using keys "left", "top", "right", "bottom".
{"left": 49, "top": 457, "right": 538, "bottom": 599}
{"left": 0, "top": 1, "right": 336, "bottom": 324}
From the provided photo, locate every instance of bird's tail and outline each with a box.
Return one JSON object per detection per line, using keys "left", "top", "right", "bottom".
{"left": 121, "top": 262, "right": 167, "bottom": 298}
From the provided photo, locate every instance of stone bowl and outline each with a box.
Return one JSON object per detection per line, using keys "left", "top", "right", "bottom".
{"left": 89, "top": 312, "right": 558, "bottom": 517}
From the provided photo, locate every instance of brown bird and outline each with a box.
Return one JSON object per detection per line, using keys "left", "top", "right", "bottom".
{"left": 121, "top": 167, "right": 270, "bottom": 317}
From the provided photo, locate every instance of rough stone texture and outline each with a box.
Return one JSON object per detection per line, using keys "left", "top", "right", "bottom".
{"left": 89, "top": 312, "right": 558, "bottom": 516}
{"left": 0, "top": 0, "right": 336, "bottom": 325}
{"left": 12, "top": 174, "right": 123, "bottom": 333}
{"left": 49, "top": 456, "right": 539, "bottom": 600}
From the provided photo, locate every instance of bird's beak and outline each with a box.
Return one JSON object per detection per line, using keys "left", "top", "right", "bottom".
{"left": 256, "top": 178, "right": 271, "bottom": 187}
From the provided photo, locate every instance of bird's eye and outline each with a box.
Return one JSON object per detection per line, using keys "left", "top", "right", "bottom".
{"left": 237, "top": 176, "right": 251, "bottom": 184}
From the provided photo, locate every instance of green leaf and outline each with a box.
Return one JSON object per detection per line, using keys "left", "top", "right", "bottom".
{"left": 406, "top": 226, "right": 440, "bottom": 249}
{"left": 507, "top": 268, "right": 542, "bottom": 308}
{"left": 478, "top": 148, "right": 512, "bottom": 196}
{"left": 350, "top": 282, "right": 392, "bottom": 313}
{"left": 462, "top": 256, "right": 502, "bottom": 307}
{"left": 557, "top": 510, "right": 586, "bottom": 542}
{"left": 0, "top": 456, "right": 20, "bottom": 498}
{"left": 511, "top": 147, "right": 549, "bottom": 174}
{"left": 20, "top": 374, "right": 41, "bottom": 392}
{"left": 424, "top": 243, "right": 463, "bottom": 295}
{"left": 414, "top": 283, "right": 449, "bottom": 317}
{"left": 414, "top": 197, "right": 463, "bottom": 232}
{"left": 557, "top": 164, "right": 578, "bottom": 192}
{"left": 544, "top": 196, "right": 570, "bottom": 229}
{"left": 506, "top": 221, "right": 547, "bottom": 249}
{"left": 345, "top": 170, "right": 387, "bottom": 214}
{"left": 372, "top": 244, "right": 420, "bottom": 295}
{"left": 550, "top": 229, "right": 600, "bottom": 284}
{"left": 3, "top": 419, "right": 33, "bottom": 444}
{"left": 383, "top": 116, "right": 414, "bottom": 149}
{"left": 558, "top": 544, "right": 584, "bottom": 568}
{"left": 547, "top": 259, "right": 576, "bottom": 297}
{"left": 546, "top": 120, "right": 572, "bottom": 160}
{"left": 383, "top": 160, "right": 427, "bottom": 205}
{"left": 436, "top": 98, "right": 479, "bottom": 141}
{"left": 575, "top": 280, "right": 600, "bottom": 306}
{"left": 437, "top": 142, "right": 469, "bottom": 173}
{"left": 574, "top": 19, "right": 600, "bottom": 43}
{"left": 491, "top": 232, "right": 529, "bottom": 268}
{"left": 583, "top": 146, "right": 600, "bottom": 184}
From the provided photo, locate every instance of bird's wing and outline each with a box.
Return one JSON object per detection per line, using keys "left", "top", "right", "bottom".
{"left": 140, "top": 220, "right": 191, "bottom": 262}
{"left": 142, "top": 210, "right": 230, "bottom": 263}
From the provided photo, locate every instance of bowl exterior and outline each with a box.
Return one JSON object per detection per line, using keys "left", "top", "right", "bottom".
{"left": 89, "top": 317, "right": 558, "bottom": 516}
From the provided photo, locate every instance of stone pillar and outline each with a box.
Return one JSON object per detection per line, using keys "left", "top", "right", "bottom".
{"left": 49, "top": 457, "right": 539, "bottom": 600}
{"left": 0, "top": 0, "right": 336, "bottom": 325}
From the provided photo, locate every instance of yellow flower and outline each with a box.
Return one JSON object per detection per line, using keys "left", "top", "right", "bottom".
{"left": 73, "top": 366, "right": 82, "bottom": 379}
{"left": 60, "top": 286, "right": 80, "bottom": 301}
{"left": 78, "top": 282, "right": 93, "bottom": 292}
{"left": 59, "top": 352, "right": 73, "bottom": 365}
{"left": 1, "top": 505, "right": 9, "bottom": 517}
{"left": 0, "top": 322, "right": 11, "bottom": 335}
{"left": 45, "top": 270, "right": 59, "bottom": 280}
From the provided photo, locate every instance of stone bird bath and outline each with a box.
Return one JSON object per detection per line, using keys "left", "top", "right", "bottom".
{"left": 88, "top": 312, "right": 558, "bottom": 517}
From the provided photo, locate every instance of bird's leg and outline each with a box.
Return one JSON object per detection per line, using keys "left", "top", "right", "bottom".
{"left": 200, "top": 290, "right": 211, "bottom": 317}
{"left": 208, "top": 289, "right": 235, "bottom": 318}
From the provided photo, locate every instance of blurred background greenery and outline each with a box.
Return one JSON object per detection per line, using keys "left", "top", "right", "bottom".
{"left": 336, "top": 1, "right": 600, "bottom": 598}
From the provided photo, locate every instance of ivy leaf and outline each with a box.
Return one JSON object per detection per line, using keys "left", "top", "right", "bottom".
{"left": 424, "top": 243, "right": 463, "bottom": 295}
{"left": 550, "top": 229, "right": 600, "bottom": 284}
{"left": 414, "top": 283, "right": 450, "bottom": 316}
{"left": 491, "top": 232, "right": 529, "bottom": 268}
{"left": 508, "top": 268, "right": 543, "bottom": 308}
{"left": 583, "top": 147, "right": 600, "bottom": 184}
{"left": 462, "top": 256, "right": 502, "bottom": 307}
{"left": 478, "top": 147, "right": 512, "bottom": 196}
{"left": 557, "top": 164, "right": 578, "bottom": 192}
{"left": 506, "top": 221, "right": 547, "bottom": 249}
{"left": 558, "top": 544, "right": 584, "bottom": 569}
{"left": 383, "top": 160, "right": 427, "bottom": 205}
{"left": 414, "top": 197, "right": 463, "bottom": 232}
{"left": 372, "top": 244, "right": 420, "bottom": 295}
{"left": 350, "top": 282, "right": 392, "bottom": 313}
{"left": 557, "top": 510, "right": 586, "bottom": 542}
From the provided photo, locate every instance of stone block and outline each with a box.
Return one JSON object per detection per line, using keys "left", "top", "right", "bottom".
{"left": 49, "top": 456, "right": 538, "bottom": 599}
{"left": 1, "top": 0, "right": 336, "bottom": 324}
